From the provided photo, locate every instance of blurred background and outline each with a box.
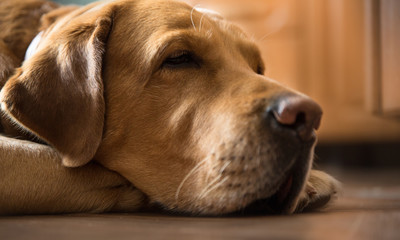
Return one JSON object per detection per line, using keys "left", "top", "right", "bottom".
{"left": 54, "top": 0, "right": 400, "bottom": 170}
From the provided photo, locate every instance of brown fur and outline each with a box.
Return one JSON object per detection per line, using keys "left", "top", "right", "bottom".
{"left": 0, "top": 0, "right": 339, "bottom": 215}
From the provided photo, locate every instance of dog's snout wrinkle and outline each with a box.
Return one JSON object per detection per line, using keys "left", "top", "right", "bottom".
{"left": 268, "top": 95, "right": 322, "bottom": 141}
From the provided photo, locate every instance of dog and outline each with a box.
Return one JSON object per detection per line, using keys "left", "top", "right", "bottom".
{"left": 0, "top": 0, "right": 339, "bottom": 215}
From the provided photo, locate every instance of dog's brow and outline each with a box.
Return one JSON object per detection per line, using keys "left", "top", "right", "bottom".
{"left": 239, "top": 40, "right": 260, "bottom": 56}
{"left": 237, "top": 40, "right": 264, "bottom": 69}
{"left": 150, "top": 31, "right": 208, "bottom": 64}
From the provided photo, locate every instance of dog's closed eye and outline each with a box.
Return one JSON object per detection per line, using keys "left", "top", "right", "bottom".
{"left": 161, "top": 50, "right": 200, "bottom": 69}
{"left": 256, "top": 65, "right": 264, "bottom": 75}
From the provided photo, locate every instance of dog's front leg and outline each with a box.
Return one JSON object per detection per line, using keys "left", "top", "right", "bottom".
{"left": 295, "top": 170, "right": 341, "bottom": 212}
{"left": 0, "top": 136, "right": 146, "bottom": 215}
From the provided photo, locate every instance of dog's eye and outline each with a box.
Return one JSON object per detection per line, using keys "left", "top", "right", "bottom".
{"left": 162, "top": 51, "right": 198, "bottom": 68}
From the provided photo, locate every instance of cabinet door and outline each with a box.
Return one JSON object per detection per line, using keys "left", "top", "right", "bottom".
{"left": 366, "top": 0, "right": 400, "bottom": 116}
{"left": 380, "top": 0, "right": 400, "bottom": 115}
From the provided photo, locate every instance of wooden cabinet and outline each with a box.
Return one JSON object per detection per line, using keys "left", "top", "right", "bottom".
{"left": 187, "top": 0, "right": 400, "bottom": 143}
{"left": 380, "top": 0, "right": 400, "bottom": 115}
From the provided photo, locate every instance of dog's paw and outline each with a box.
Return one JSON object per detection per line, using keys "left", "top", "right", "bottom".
{"left": 295, "top": 170, "right": 341, "bottom": 212}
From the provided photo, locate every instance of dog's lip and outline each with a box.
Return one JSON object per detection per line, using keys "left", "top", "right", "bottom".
{"left": 275, "top": 174, "right": 293, "bottom": 205}
{"left": 266, "top": 171, "right": 298, "bottom": 213}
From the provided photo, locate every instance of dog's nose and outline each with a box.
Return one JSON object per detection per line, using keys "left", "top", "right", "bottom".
{"left": 268, "top": 95, "right": 322, "bottom": 141}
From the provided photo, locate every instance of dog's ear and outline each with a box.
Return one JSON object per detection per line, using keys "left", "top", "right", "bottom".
{"left": 0, "top": 7, "right": 114, "bottom": 167}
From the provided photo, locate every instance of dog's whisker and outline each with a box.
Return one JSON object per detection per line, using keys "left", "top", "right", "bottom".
{"left": 190, "top": 4, "right": 201, "bottom": 31}
{"left": 250, "top": 33, "right": 256, "bottom": 42}
{"left": 199, "top": 11, "right": 206, "bottom": 32}
{"left": 219, "top": 160, "right": 231, "bottom": 174}
{"left": 198, "top": 173, "right": 223, "bottom": 199}
{"left": 205, "top": 160, "right": 216, "bottom": 184}
{"left": 198, "top": 161, "right": 231, "bottom": 199}
{"left": 258, "top": 32, "right": 273, "bottom": 42}
{"left": 175, "top": 157, "right": 208, "bottom": 201}
{"left": 199, "top": 176, "right": 230, "bottom": 200}
{"left": 257, "top": 28, "right": 283, "bottom": 42}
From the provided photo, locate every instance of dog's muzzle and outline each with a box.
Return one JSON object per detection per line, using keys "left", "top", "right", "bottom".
{"left": 243, "top": 93, "right": 323, "bottom": 214}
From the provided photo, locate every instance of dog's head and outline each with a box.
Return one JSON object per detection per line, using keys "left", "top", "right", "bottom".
{"left": 0, "top": 0, "right": 322, "bottom": 215}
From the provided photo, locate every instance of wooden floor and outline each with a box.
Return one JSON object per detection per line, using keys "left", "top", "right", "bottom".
{"left": 1, "top": 167, "right": 399, "bottom": 240}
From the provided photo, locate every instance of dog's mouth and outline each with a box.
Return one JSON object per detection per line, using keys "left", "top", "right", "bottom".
{"left": 264, "top": 173, "right": 298, "bottom": 213}
{"left": 235, "top": 145, "right": 313, "bottom": 215}
{"left": 233, "top": 173, "right": 300, "bottom": 215}
{"left": 274, "top": 174, "right": 294, "bottom": 206}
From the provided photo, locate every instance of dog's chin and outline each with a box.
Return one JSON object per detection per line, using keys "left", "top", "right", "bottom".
{"left": 232, "top": 139, "right": 315, "bottom": 215}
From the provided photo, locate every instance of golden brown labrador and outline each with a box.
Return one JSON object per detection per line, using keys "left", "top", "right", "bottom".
{"left": 0, "top": 0, "right": 339, "bottom": 215}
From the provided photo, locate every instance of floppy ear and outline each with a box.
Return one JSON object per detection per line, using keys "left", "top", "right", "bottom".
{"left": 0, "top": 8, "right": 113, "bottom": 167}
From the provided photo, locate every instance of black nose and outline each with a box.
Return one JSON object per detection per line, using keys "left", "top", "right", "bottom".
{"left": 268, "top": 94, "right": 322, "bottom": 141}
